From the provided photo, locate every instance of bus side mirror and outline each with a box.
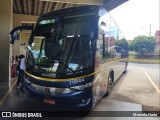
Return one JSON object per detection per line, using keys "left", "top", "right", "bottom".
{"left": 10, "top": 31, "right": 20, "bottom": 44}
{"left": 10, "top": 26, "right": 33, "bottom": 44}
{"left": 10, "top": 35, "right": 15, "bottom": 44}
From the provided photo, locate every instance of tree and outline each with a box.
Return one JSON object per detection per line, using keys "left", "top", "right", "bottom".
{"left": 131, "top": 35, "right": 156, "bottom": 55}
{"left": 115, "top": 38, "right": 129, "bottom": 51}
{"left": 128, "top": 41, "right": 134, "bottom": 51}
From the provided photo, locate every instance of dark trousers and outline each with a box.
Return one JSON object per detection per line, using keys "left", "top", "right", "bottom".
{"left": 17, "top": 69, "right": 24, "bottom": 87}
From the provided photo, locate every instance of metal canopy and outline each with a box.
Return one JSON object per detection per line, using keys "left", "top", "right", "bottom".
{"left": 13, "top": 0, "right": 128, "bottom": 16}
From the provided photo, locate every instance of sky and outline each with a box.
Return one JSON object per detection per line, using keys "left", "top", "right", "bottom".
{"left": 109, "top": 0, "right": 160, "bottom": 40}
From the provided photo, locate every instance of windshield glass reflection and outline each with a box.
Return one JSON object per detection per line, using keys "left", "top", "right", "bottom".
{"left": 26, "top": 15, "right": 97, "bottom": 78}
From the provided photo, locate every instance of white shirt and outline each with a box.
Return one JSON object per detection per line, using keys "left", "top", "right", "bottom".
{"left": 20, "top": 57, "right": 26, "bottom": 71}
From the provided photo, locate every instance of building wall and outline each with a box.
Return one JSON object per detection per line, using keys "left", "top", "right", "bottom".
{"left": 13, "top": 14, "right": 38, "bottom": 56}
{"left": 155, "top": 30, "right": 160, "bottom": 44}
{"left": 0, "top": 0, "right": 12, "bottom": 81}
{"left": 154, "top": 30, "right": 160, "bottom": 53}
{"left": 105, "top": 37, "right": 115, "bottom": 47}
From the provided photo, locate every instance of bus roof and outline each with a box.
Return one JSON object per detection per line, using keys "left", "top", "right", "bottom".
{"left": 40, "top": 5, "right": 105, "bottom": 19}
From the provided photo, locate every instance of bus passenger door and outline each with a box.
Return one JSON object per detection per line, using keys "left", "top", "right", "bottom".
{"left": 93, "top": 33, "right": 108, "bottom": 104}
{"left": 93, "top": 9, "right": 111, "bottom": 105}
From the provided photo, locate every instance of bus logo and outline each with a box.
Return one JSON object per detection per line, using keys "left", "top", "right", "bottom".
{"left": 45, "top": 88, "right": 50, "bottom": 93}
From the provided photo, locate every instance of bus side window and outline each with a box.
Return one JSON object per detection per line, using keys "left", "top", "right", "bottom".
{"left": 95, "top": 33, "right": 105, "bottom": 69}
{"left": 114, "top": 46, "right": 122, "bottom": 59}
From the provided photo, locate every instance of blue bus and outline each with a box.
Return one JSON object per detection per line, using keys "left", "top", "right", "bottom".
{"left": 10, "top": 5, "right": 128, "bottom": 110}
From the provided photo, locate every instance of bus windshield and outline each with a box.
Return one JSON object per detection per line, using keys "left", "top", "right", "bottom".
{"left": 26, "top": 15, "right": 97, "bottom": 78}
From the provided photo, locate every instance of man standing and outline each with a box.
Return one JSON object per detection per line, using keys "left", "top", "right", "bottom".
{"left": 17, "top": 55, "right": 25, "bottom": 88}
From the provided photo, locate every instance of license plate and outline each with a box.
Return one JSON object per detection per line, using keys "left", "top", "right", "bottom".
{"left": 44, "top": 98, "right": 55, "bottom": 105}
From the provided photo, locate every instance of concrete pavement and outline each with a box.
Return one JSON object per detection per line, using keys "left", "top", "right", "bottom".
{"left": 0, "top": 62, "right": 159, "bottom": 119}
{"left": 106, "top": 62, "right": 160, "bottom": 111}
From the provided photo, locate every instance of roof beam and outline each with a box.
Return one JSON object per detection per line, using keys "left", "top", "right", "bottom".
{"left": 44, "top": 2, "right": 50, "bottom": 13}
{"left": 13, "top": 0, "right": 18, "bottom": 13}
{"left": 23, "top": 0, "right": 27, "bottom": 14}
{"left": 34, "top": 0, "right": 38, "bottom": 15}
{"left": 38, "top": 1, "right": 43, "bottom": 15}
{"left": 47, "top": 2, "right": 53, "bottom": 12}
{"left": 39, "top": 0, "right": 103, "bottom": 5}
{"left": 64, "top": 3, "right": 70, "bottom": 8}
{"left": 58, "top": 3, "right": 63, "bottom": 10}
{"left": 54, "top": 2, "right": 60, "bottom": 10}
{"left": 103, "top": 0, "right": 128, "bottom": 11}
{"left": 28, "top": 0, "right": 32, "bottom": 14}
{"left": 15, "top": 0, "right": 22, "bottom": 14}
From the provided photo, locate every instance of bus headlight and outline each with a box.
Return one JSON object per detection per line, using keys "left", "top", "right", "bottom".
{"left": 70, "top": 82, "right": 92, "bottom": 91}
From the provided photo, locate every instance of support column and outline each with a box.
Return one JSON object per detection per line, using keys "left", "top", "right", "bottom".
{"left": 0, "top": 0, "right": 13, "bottom": 82}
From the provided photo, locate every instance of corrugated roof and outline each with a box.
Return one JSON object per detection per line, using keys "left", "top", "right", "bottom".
{"left": 13, "top": 0, "right": 128, "bottom": 16}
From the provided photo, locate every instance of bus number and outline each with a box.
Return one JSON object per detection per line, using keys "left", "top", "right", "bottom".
{"left": 69, "top": 78, "right": 85, "bottom": 85}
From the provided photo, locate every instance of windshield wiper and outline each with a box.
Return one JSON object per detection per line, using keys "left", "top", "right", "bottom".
{"left": 52, "top": 60, "right": 77, "bottom": 76}
{"left": 49, "top": 60, "right": 77, "bottom": 78}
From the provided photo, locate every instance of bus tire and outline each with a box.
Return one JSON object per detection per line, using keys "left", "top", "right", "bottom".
{"left": 104, "top": 72, "right": 114, "bottom": 97}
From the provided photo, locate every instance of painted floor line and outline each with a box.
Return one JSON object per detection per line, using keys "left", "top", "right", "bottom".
{"left": 0, "top": 79, "right": 17, "bottom": 106}
{"left": 141, "top": 67, "right": 160, "bottom": 94}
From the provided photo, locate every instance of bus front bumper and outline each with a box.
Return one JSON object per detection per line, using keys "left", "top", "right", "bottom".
{"left": 23, "top": 84, "right": 93, "bottom": 110}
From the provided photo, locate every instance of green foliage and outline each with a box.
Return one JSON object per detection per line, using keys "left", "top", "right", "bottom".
{"left": 129, "top": 42, "right": 134, "bottom": 51}
{"left": 115, "top": 38, "right": 129, "bottom": 50}
{"left": 131, "top": 35, "right": 156, "bottom": 55}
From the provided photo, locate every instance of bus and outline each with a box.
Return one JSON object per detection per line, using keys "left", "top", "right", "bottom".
{"left": 10, "top": 5, "right": 128, "bottom": 110}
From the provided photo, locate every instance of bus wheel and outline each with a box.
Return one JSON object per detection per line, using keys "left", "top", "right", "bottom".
{"left": 105, "top": 73, "right": 113, "bottom": 97}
